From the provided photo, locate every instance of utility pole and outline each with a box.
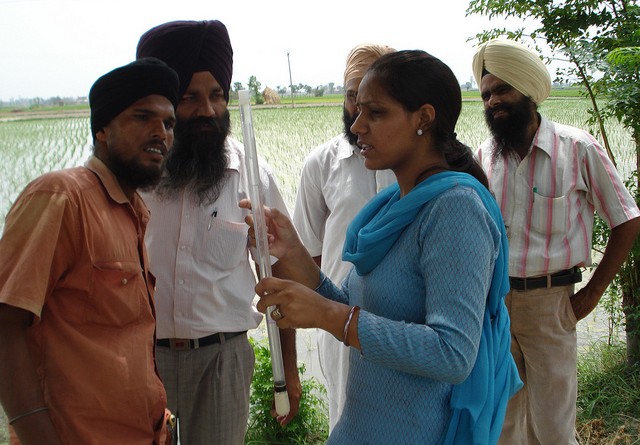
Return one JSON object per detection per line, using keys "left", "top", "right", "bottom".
{"left": 286, "top": 50, "right": 294, "bottom": 108}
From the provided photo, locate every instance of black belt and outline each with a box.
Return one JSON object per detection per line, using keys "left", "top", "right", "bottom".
{"left": 509, "top": 268, "right": 582, "bottom": 291}
{"left": 156, "top": 331, "right": 246, "bottom": 350}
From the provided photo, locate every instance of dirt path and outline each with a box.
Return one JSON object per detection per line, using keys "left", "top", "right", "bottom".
{"left": 0, "top": 108, "right": 90, "bottom": 123}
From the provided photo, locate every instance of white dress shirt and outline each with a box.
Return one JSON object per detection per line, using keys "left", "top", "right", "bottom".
{"left": 143, "top": 137, "right": 289, "bottom": 339}
{"left": 294, "top": 134, "right": 396, "bottom": 283}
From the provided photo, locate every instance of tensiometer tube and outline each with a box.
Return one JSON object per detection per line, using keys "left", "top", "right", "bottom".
{"left": 238, "top": 89, "right": 290, "bottom": 417}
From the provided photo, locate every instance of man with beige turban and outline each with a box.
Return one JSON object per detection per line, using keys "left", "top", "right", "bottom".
{"left": 473, "top": 38, "right": 640, "bottom": 444}
{"left": 292, "top": 43, "right": 395, "bottom": 431}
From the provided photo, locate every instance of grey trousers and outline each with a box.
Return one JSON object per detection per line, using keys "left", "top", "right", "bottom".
{"left": 157, "top": 333, "right": 255, "bottom": 445}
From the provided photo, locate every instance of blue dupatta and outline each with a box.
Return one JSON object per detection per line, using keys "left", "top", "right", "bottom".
{"left": 343, "top": 171, "right": 522, "bottom": 445}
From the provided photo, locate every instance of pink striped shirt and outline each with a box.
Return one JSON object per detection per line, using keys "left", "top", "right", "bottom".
{"left": 477, "top": 117, "right": 639, "bottom": 278}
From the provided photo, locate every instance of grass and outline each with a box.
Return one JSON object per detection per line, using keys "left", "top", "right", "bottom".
{"left": 576, "top": 342, "right": 640, "bottom": 444}
{"left": 265, "top": 94, "right": 343, "bottom": 106}
{"left": 0, "top": 103, "right": 88, "bottom": 115}
{"left": 0, "top": 88, "right": 587, "bottom": 116}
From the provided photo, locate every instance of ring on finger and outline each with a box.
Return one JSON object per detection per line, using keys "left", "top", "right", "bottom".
{"left": 271, "top": 307, "right": 284, "bottom": 321}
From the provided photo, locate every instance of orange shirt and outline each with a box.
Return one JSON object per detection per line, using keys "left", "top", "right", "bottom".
{"left": 0, "top": 156, "right": 166, "bottom": 444}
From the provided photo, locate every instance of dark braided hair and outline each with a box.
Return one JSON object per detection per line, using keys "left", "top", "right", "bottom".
{"left": 366, "top": 50, "right": 488, "bottom": 189}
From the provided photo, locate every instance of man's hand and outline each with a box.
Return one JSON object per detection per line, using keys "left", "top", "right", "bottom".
{"left": 570, "top": 286, "right": 602, "bottom": 321}
{"left": 274, "top": 327, "right": 301, "bottom": 426}
{"left": 274, "top": 361, "right": 302, "bottom": 426}
{"left": 0, "top": 304, "right": 64, "bottom": 445}
{"left": 572, "top": 217, "right": 640, "bottom": 321}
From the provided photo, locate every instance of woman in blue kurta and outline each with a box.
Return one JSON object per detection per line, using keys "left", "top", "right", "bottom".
{"left": 247, "top": 50, "right": 522, "bottom": 444}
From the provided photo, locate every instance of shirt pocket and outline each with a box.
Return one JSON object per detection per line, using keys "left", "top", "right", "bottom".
{"left": 530, "top": 193, "right": 569, "bottom": 235}
{"left": 202, "top": 218, "right": 249, "bottom": 271}
{"left": 89, "top": 261, "right": 144, "bottom": 326}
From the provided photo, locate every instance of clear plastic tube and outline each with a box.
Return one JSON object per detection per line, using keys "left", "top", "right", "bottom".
{"left": 238, "top": 90, "right": 290, "bottom": 416}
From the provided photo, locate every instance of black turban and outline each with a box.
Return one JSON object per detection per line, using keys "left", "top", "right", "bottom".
{"left": 136, "top": 20, "right": 233, "bottom": 102}
{"left": 89, "top": 57, "right": 179, "bottom": 139}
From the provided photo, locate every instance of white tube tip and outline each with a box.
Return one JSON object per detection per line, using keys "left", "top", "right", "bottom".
{"left": 238, "top": 89, "right": 250, "bottom": 105}
{"left": 274, "top": 391, "right": 290, "bottom": 416}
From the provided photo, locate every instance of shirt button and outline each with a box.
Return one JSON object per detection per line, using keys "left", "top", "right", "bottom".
{"left": 121, "top": 278, "right": 128, "bottom": 285}
{"left": 178, "top": 279, "right": 184, "bottom": 285}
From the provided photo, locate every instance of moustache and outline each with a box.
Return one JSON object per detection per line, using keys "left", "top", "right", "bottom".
{"left": 177, "top": 116, "right": 225, "bottom": 137}
{"left": 487, "top": 104, "right": 510, "bottom": 115}
{"left": 144, "top": 138, "right": 168, "bottom": 152}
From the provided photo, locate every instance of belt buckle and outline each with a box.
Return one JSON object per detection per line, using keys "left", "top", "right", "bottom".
{"left": 169, "top": 339, "right": 190, "bottom": 351}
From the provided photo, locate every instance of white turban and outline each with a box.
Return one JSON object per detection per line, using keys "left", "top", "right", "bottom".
{"left": 344, "top": 43, "right": 395, "bottom": 85}
{"left": 472, "top": 38, "right": 551, "bottom": 104}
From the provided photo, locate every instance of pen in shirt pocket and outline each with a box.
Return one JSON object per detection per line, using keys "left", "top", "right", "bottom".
{"left": 533, "top": 186, "right": 537, "bottom": 202}
{"left": 207, "top": 207, "right": 218, "bottom": 231}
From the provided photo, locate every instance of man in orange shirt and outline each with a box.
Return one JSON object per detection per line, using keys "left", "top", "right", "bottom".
{"left": 0, "top": 58, "right": 179, "bottom": 445}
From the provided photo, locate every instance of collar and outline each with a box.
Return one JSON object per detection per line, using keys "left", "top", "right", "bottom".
{"left": 225, "top": 137, "right": 244, "bottom": 172}
{"left": 85, "top": 155, "right": 149, "bottom": 222}
{"left": 336, "top": 134, "right": 362, "bottom": 162}
{"left": 85, "top": 155, "right": 129, "bottom": 205}
{"left": 530, "top": 115, "right": 554, "bottom": 158}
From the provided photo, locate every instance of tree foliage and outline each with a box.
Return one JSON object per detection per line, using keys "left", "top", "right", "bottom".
{"left": 248, "top": 75, "right": 264, "bottom": 105}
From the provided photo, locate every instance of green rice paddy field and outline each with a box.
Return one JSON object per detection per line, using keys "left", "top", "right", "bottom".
{"left": 0, "top": 98, "right": 635, "bottom": 227}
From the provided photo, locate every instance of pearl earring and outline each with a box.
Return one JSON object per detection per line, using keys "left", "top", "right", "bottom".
{"left": 417, "top": 128, "right": 423, "bottom": 136}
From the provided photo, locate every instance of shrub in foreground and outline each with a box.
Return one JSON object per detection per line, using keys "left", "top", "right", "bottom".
{"left": 246, "top": 337, "right": 328, "bottom": 444}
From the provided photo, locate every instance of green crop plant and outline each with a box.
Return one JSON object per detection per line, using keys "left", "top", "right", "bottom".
{"left": 246, "top": 337, "right": 328, "bottom": 445}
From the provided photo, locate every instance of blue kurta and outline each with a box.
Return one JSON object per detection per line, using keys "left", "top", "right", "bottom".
{"left": 318, "top": 173, "right": 519, "bottom": 444}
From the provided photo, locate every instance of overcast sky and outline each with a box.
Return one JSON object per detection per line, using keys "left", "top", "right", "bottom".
{"left": 0, "top": 0, "right": 530, "bottom": 101}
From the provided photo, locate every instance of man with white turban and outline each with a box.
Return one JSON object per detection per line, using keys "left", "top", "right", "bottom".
{"left": 293, "top": 43, "right": 395, "bottom": 431}
{"left": 473, "top": 38, "right": 640, "bottom": 445}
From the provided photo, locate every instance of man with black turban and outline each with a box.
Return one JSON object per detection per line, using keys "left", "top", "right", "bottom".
{"left": 473, "top": 38, "right": 640, "bottom": 445}
{"left": 292, "top": 43, "right": 395, "bottom": 432}
{"left": 136, "top": 19, "right": 301, "bottom": 444}
{"left": 0, "top": 58, "right": 179, "bottom": 445}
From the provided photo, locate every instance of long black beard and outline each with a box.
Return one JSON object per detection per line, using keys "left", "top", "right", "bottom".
{"left": 342, "top": 106, "right": 358, "bottom": 147}
{"left": 155, "top": 110, "right": 232, "bottom": 206}
{"left": 485, "top": 96, "right": 536, "bottom": 161}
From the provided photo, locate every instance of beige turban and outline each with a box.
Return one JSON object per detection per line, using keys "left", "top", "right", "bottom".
{"left": 344, "top": 43, "right": 395, "bottom": 85}
{"left": 472, "top": 38, "right": 551, "bottom": 104}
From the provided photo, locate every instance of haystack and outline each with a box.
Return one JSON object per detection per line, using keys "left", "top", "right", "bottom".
{"left": 262, "top": 87, "right": 281, "bottom": 105}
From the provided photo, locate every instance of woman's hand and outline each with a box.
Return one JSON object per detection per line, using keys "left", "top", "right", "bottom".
{"left": 239, "top": 199, "right": 320, "bottom": 287}
{"left": 239, "top": 199, "right": 303, "bottom": 260}
{"left": 256, "top": 277, "right": 348, "bottom": 335}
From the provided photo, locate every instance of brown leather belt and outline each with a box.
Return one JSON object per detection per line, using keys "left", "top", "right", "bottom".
{"left": 156, "top": 331, "right": 246, "bottom": 350}
{"left": 509, "top": 268, "right": 582, "bottom": 291}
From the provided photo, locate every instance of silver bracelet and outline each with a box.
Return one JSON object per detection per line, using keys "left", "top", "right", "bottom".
{"left": 8, "top": 406, "right": 49, "bottom": 425}
{"left": 342, "top": 305, "right": 360, "bottom": 347}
